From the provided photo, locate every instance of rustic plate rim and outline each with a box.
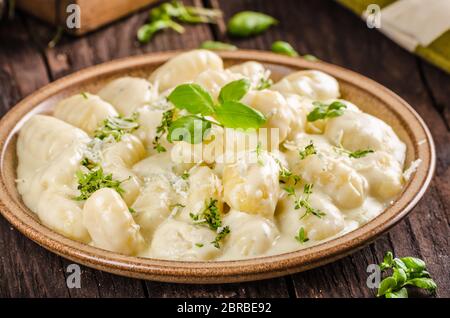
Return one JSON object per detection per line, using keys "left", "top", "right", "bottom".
{"left": 0, "top": 50, "right": 436, "bottom": 283}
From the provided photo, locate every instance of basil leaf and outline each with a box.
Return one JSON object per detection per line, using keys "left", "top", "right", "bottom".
{"left": 400, "top": 257, "right": 426, "bottom": 272}
{"left": 168, "top": 83, "right": 215, "bottom": 115}
{"left": 393, "top": 258, "right": 408, "bottom": 271}
{"left": 167, "top": 115, "right": 211, "bottom": 144}
{"left": 200, "top": 40, "right": 237, "bottom": 51}
{"left": 405, "top": 278, "right": 437, "bottom": 292}
{"left": 409, "top": 270, "right": 431, "bottom": 279}
{"left": 392, "top": 268, "right": 407, "bottom": 286}
{"left": 385, "top": 287, "right": 408, "bottom": 298}
{"left": 377, "top": 277, "right": 398, "bottom": 297}
{"left": 218, "top": 79, "right": 250, "bottom": 103}
{"left": 227, "top": 11, "right": 278, "bottom": 37}
{"left": 214, "top": 101, "right": 266, "bottom": 129}
{"left": 137, "top": 19, "right": 184, "bottom": 43}
{"left": 271, "top": 41, "right": 299, "bottom": 57}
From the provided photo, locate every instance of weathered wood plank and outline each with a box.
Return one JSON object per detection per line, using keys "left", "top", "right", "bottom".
{"left": 0, "top": 17, "right": 71, "bottom": 298}
{"left": 418, "top": 62, "right": 450, "bottom": 129}
{"left": 211, "top": 0, "right": 450, "bottom": 298}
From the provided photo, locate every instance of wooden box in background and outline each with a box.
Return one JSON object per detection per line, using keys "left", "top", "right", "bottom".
{"left": 16, "top": 0, "right": 158, "bottom": 35}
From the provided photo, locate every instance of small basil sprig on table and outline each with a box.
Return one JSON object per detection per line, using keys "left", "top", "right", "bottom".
{"left": 227, "top": 11, "right": 278, "bottom": 37}
{"left": 271, "top": 41, "right": 299, "bottom": 57}
{"left": 377, "top": 251, "right": 437, "bottom": 298}
{"left": 137, "top": 19, "right": 185, "bottom": 43}
{"left": 307, "top": 100, "right": 347, "bottom": 122}
{"left": 200, "top": 40, "right": 237, "bottom": 51}
{"left": 166, "top": 79, "right": 266, "bottom": 144}
{"left": 138, "top": 1, "right": 222, "bottom": 43}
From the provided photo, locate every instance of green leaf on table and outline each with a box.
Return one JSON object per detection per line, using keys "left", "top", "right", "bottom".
{"left": 400, "top": 257, "right": 426, "bottom": 272}
{"left": 218, "top": 79, "right": 250, "bottom": 103}
{"left": 405, "top": 278, "right": 437, "bottom": 292}
{"left": 137, "top": 19, "right": 185, "bottom": 43}
{"left": 271, "top": 41, "right": 299, "bottom": 57}
{"left": 227, "top": 11, "right": 278, "bottom": 37}
{"left": 200, "top": 40, "right": 237, "bottom": 51}
{"left": 377, "top": 277, "right": 398, "bottom": 297}
{"left": 392, "top": 268, "right": 407, "bottom": 286}
{"left": 385, "top": 287, "right": 408, "bottom": 298}
{"left": 168, "top": 83, "right": 215, "bottom": 115}
{"left": 214, "top": 100, "right": 266, "bottom": 129}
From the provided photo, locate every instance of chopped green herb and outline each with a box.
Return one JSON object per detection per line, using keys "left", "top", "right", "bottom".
{"left": 256, "top": 77, "right": 273, "bottom": 90}
{"left": 74, "top": 168, "right": 126, "bottom": 201}
{"left": 211, "top": 226, "right": 230, "bottom": 249}
{"left": 227, "top": 11, "right": 278, "bottom": 37}
{"left": 190, "top": 198, "right": 230, "bottom": 249}
{"left": 307, "top": 101, "right": 347, "bottom": 122}
{"left": 255, "top": 142, "right": 264, "bottom": 165}
{"left": 298, "top": 141, "right": 316, "bottom": 160}
{"left": 288, "top": 183, "right": 326, "bottom": 219}
{"left": 271, "top": 41, "right": 299, "bottom": 57}
{"left": 200, "top": 40, "right": 237, "bottom": 51}
{"left": 276, "top": 159, "right": 301, "bottom": 185}
{"left": 128, "top": 207, "right": 136, "bottom": 214}
{"left": 348, "top": 149, "right": 374, "bottom": 158}
{"left": 335, "top": 146, "right": 374, "bottom": 159}
{"left": 295, "top": 227, "right": 309, "bottom": 243}
{"left": 181, "top": 170, "right": 190, "bottom": 180}
{"left": 81, "top": 157, "right": 98, "bottom": 170}
{"left": 190, "top": 198, "right": 222, "bottom": 230}
{"left": 80, "top": 92, "right": 89, "bottom": 99}
{"left": 376, "top": 251, "right": 437, "bottom": 298}
{"left": 94, "top": 113, "right": 140, "bottom": 142}
{"left": 283, "top": 186, "right": 296, "bottom": 197}
{"left": 195, "top": 243, "right": 204, "bottom": 248}
{"left": 153, "top": 109, "right": 174, "bottom": 152}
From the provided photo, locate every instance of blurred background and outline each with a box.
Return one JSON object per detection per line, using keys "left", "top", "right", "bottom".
{"left": 0, "top": 0, "right": 448, "bottom": 298}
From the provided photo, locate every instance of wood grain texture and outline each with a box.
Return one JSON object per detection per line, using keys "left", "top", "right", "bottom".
{"left": 0, "top": 0, "right": 448, "bottom": 297}
{"left": 208, "top": 0, "right": 449, "bottom": 298}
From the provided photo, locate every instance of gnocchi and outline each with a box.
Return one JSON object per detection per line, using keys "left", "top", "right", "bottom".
{"left": 16, "top": 50, "right": 409, "bottom": 261}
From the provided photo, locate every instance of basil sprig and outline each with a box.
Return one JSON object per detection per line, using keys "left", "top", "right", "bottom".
{"left": 138, "top": 0, "right": 222, "bottom": 43}
{"left": 166, "top": 79, "right": 266, "bottom": 144}
{"left": 227, "top": 11, "right": 278, "bottom": 37}
{"left": 377, "top": 251, "right": 437, "bottom": 298}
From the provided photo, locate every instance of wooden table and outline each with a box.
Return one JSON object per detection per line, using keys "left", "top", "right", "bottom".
{"left": 0, "top": 0, "right": 448, "bottom": 298}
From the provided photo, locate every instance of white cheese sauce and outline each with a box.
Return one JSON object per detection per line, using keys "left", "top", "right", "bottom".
{"left": 15, "top": 50, "right": 410, "bottom": 261}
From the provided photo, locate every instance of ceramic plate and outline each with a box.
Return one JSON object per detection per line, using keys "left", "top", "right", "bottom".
{"left": 0, "top": 50, "right": 435, "bottom": 283}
